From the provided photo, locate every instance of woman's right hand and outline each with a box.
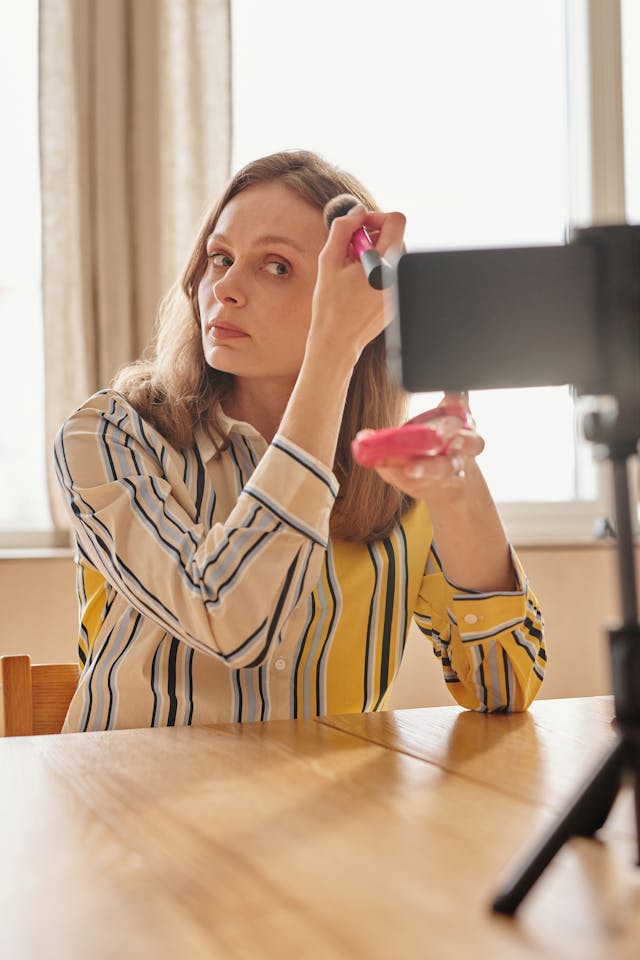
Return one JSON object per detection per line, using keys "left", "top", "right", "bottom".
{"left": 308, "top": 204, "right": 407, "bottom": 370}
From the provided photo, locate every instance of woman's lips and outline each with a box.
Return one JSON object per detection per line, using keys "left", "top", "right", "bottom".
{"left": 210, "top": 323, "right": 249, "bottom": 340}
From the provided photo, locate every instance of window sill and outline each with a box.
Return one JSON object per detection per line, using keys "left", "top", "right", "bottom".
{"left": 0, "top": 529, "right": 73, "bottom": 556}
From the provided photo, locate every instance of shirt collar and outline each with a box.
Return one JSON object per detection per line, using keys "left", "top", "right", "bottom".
{"left": 194, "top": 406, "right": 266, "bottom": 463}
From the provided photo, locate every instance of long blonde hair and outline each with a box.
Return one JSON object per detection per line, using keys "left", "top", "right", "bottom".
{"left": 113, "top": 150, "right": 412, "bottom": 542}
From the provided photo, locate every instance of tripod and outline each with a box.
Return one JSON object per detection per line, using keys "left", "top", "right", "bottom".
{"left": 491, "top": 409, "right": 640, "bottom": 914}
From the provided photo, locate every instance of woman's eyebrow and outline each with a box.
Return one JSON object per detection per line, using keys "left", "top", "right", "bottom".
{"left": 209, "top": 231, "right": 306, "bottom": 254}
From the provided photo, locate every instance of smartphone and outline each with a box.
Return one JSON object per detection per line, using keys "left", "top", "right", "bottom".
{"left": 351, "top": 402, "right": 471, "bottom": 468}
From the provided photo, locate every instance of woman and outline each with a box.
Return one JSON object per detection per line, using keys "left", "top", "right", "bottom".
{"left": 55, "top": 150, "right": 545, "bottom": 732}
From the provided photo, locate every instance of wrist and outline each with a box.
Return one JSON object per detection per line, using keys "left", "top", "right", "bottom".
{"left": 300, "top": 338, "right": 358, "bottom": 389}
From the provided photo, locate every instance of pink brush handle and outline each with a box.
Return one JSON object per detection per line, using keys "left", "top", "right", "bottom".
{"left": 351, "top": 225, "right": 375, "bottom": 258}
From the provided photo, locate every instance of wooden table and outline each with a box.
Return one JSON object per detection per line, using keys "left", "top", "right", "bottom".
{"left": 1, "top": 697, "right": 638, "bottom": 959}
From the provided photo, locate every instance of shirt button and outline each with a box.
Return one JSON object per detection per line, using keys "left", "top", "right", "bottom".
{"left": 274, "top": 658, "right": 287, "bottom": 671}
{"left": 464, "top": 614, "right": 479, "bottom": 625}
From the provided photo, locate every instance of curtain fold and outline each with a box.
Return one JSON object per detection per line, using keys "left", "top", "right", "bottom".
{"left": 39, "top": 0, "right": 231, "bottom": 529}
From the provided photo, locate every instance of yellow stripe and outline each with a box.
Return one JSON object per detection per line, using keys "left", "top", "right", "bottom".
{"left": 78, "top": 561, "right": 107, "bottom": 664}
{"left": 322, "top": 538, "right": 375, "bottom": 715}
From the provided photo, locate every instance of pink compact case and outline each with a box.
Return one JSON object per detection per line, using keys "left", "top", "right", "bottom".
{"left": 351, "top": 402, "right": 472, "bottom": 468}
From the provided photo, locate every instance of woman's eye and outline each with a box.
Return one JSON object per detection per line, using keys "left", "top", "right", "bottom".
{"left": 264, "top": 260, "right": 290, "bottom": 277}
{"left": 208, "top": 252, "right": 233, "bottom": 267}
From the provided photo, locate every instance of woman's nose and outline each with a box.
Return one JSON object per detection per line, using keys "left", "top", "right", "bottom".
{"left": 213, "top": 264, "right": 247, "bottom": 305}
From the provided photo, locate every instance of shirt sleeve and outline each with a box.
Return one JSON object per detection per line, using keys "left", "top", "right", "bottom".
{"left": 54, "top": 391, "right": 337, "bottom": 668}
{"left": 413, "top": 542, "right": 545, "bottom": 712}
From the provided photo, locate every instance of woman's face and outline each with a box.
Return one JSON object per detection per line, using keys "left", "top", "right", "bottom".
{"left": 197, "top": 182, "right": 328, "bottom": 390}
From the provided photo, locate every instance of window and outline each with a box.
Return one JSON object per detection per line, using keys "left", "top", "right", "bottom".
{"left": 0, "top": 0, "right": 49, "bottom": 534}
{"left": 231, "top": 0, "right": 634, "bottom": 542}
{"left": 2, "top": 1, "right": 637, "bottom": 544}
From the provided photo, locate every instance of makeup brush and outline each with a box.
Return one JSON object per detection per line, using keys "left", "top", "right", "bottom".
{"left": 323, "top": 193, "right": 395, "bottom": 290}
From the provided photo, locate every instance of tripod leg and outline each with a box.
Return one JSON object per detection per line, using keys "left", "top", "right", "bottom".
{"left": 491, "top": 735, "right": 627, "bottom": 915}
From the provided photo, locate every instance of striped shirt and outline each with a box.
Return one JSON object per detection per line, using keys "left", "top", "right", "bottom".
{"left": 54, "top": 389, "right": 546, "bottom": 732}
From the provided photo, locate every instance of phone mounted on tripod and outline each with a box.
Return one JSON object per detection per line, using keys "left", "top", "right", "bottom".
{"left": 389, "top": 223, "right": 640, "bottom": 913}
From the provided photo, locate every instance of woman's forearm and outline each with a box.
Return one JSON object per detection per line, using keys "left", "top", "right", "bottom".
{"left": 278, "top": 346, "right": 354, "bottom": 471}
{"left": 426, "top": 462, "right": 517, "bottom": 593}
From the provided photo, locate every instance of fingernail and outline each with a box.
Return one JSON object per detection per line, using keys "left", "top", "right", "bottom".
{"left": 406, "top": 463, "right": 425, "bottom": 479}
{"left": 451, "top": 456, "right": 466, "bottom": 479}
{"left": 347, "top": 202, "right": 365, "bottom": 217}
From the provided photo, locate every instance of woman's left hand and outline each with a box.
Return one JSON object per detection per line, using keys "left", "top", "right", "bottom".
{"left": 371, "top": 393, "right": 485, "bottom": 505}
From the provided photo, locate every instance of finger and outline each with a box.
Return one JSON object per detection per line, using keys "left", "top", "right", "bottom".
{"left": 323, "top": 209, "right": 407, "bottom": 266}
{"left": 366, "top": 211, "right": 406, "bottom": 258}
{"left": 448, "top": 430, "right": 484, "bottom": 457}
{"left": 320, "top": 203, "right": 370, "bottom": 267}
{"left": 441, "top": 390, "right": 470, "bottom": 411}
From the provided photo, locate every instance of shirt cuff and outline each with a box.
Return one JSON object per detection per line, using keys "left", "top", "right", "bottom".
{"left": 445, "top": 546, "right": 529, "bottom": 644}
{"left": 242, "top": 434, "right": 339, "bottom": 548}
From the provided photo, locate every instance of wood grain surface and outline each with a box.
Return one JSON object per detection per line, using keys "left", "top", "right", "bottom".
{"left": 0, "top": 699, "right": 637, "bottom": 959}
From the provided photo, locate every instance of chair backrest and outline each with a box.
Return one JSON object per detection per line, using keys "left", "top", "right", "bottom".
{"left": 0, "top": 655, "right": 80, "bottom": 736}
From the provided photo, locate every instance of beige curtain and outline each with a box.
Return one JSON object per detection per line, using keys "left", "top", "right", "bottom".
{"left": 39, "top": 0, "right": 231, "bottom": 529}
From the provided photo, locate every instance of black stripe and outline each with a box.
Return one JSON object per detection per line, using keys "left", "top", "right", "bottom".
{"left": 398, "top": 523, "right": 410, "bottom": 659}
{"left": 167, "top": 636, "right": 179, "bottom": 726}
{"left": 124, "top": 432, "right": 144, "bottom": 477}
{"left": 232, "top": 670, "right": 243, "bottom": 721}
{"left": 244, "top": 557, "right": 298, "bottom": 669}
{"left": 460, "top": 619, "right": 525, "bottom": 643}
{"left": 293, "top": 594, "right": 316, "bottom": 719}
{"left": 150, "top": 641, "right": 163, "bottom": 726}
{"left": 60, "top": 426, "right": 189, "bottom": 636}
{"left": 287, "top": 539, "right": 314, "bottom": 612}
{"left": 79, "top": 625, "right": 114, "bottom": 732}
{"left": 258, "top": 664, "right": 267, "bottom": 720}
{"left": 132, "top": 404, "right": 163, "bottom": 460}
{"left": 477, "top": 646, "right": 489, "bottom": 711}
{"left": 186, "top": 647, "right": 194, "bottom": 725}
{"left": 204, "top": 524, "right": 280, "bottom": 604}
{"left": 363, "top": 544, "right": 380, "bottom": 712}
{"left": 374, "top": 538, "right": 396, "bottom": 710}
{"left": 227, "top": 617, "right": 269, "bottom": 662}
{"left": 430, "top": 540, "right": 443, "bottom": 571}
{"left": 91, "top": 527, "right": 184, "bottom": 630}
{"left": 227, "top": 437, "right": 246, "bottom": 493}
{"left": 502, "top": 646, "right": 512, "bottom": 711}
{"left": 76, "top": 539, "right": 93, "bottom": 564}
{"left": 241, "top": 435, "right": 259, "bottom": 469}
{"left": 99, "top": 415, "right": 118, "bottom": 481}
{"left": 193, "top": 445, "right": 206, "bottom": 522}
{"left": 149, "top": 475, "right": 200, "bottom": 551}
{"left": 201, "top": 502, "right": 262, "bottom": 576}
{"left": 271, "top": 438, "right": 337, "bottom": 495}
{"left": 513, "top": 630, "right": 536, "bottom": 663}
{"left": 104, "top": 614, "right": 143, "bottom": 729}
{"left": 245, "top": 488, "right": 327, "bottom": 546}
{"left": 316, "top": 553, "right": 338, "bottom": 715}
{"left": 523, "top": 617, "right": 543, "bottom": 643}
{"left": 77, "top": 565, "right": 90, "bottom": 662}
{"left": 121, "top": 476, "right": 200, "bottom": 586}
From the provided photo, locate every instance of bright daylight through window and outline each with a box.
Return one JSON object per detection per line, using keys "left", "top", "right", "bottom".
{"left": 0, "top": 0, "right": 47, "bottom": 533}
{"left": 231, "top": 0, "right": 628, "bottom": 540}
{"left": 1, "top": 0, "right": 638, "bottom": 542}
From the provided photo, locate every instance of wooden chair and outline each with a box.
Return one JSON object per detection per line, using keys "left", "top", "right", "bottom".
{"left": 0, "top": 655, "right": 80, "bottom": 736}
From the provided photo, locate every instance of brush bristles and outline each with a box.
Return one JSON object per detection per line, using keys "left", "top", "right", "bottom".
{"left": 323, "top": 193, "right": 361, "bottom": 229}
